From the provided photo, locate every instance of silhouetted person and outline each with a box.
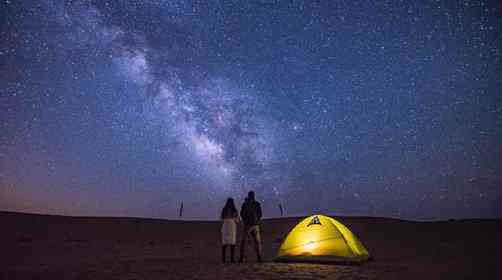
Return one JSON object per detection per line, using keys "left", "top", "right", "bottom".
{"left": 238, "top": 191, "right": 263, "bottom": 263}
{"left": 220, "top": 198, "right": 239, "bottom": 263}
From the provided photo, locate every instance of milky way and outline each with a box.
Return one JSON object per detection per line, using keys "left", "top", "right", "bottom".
{"left": 1, "top": 1, "right": 501, "bottom": 220}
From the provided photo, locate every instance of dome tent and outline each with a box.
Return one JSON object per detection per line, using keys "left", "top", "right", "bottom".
{"left": 275, "top": 214, "right": 370, "bottom": 264}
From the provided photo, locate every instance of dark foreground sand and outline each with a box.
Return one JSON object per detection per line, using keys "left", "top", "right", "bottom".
{"left": 1, "top": 211, "right": 501, "bottom": 280}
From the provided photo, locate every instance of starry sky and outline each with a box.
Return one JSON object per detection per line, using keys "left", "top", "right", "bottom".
{"left": 1, "top": 0, "right": 501, "bottom": 220}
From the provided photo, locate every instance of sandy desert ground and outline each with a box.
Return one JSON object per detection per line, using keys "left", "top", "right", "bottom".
{"left": 1, "top": 211, "right": 501, "bottom": 280}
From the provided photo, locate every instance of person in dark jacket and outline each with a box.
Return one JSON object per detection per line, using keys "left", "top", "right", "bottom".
{"left": 238, "top": 191, "right": 263, "bottom": 263}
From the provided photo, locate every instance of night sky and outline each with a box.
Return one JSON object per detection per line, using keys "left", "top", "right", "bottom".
{"left": 1, "top": 0, "right": 501, "bottom": 220}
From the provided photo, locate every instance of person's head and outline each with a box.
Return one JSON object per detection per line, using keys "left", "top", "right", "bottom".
{"left": 247, "top": 191, "right": 255, "bottom": 201}
{"left": 221, "top": 197, "right": 236, "bottom": 219}
{"left": 225, "top": 197, "right": 235, "bottom": 208}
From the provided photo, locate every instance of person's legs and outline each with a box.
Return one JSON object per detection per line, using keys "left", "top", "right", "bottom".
{"left": 251, "top": 226, "right": 262, "bottom": 262}
{"left": 230, "top": 245, "right": 235, "bottom": 262}
{"left": 222, "top": 245, "right": 227, "bottom": 263}
{"left": 238, "top": 226, "right": 249, "bottom": 262}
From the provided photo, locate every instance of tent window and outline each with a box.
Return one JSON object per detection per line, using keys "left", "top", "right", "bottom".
{"left": 307, "top": 215, "right": 322, "bottom": 226}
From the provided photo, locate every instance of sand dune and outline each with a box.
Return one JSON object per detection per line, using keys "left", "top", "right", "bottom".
{"left": 1, "top": 211, "right": 500, "bottom": 279}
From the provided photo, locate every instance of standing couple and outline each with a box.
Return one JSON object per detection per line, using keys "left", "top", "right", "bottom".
{"left": 220, "top": 191, "right": 262, "bottom": 263}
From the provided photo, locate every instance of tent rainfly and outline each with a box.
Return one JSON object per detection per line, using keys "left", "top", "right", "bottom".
{"left": 275, "top": 214, "right": 371, "bottom": 264}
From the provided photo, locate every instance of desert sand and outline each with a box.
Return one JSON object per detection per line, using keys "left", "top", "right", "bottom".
{"left": 1, "top": 211, "right": 500, "bottom": 279}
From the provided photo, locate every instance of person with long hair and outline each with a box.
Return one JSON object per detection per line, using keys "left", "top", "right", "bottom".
{"left": 220, "top": 197, "right": 239, "bottom": 262}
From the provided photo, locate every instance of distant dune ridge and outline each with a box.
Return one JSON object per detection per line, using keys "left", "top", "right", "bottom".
{"left": 1, "top": 211, "right": 501, "bottom": 279}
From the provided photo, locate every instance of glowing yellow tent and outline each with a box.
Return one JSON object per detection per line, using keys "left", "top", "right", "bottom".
{"left": 275, "top": 215, "right": 370, "bottom": 263}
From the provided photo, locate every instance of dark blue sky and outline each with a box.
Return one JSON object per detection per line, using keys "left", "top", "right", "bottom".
{"left": 1, "top": 0, "right": 501, "bottom": 220}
